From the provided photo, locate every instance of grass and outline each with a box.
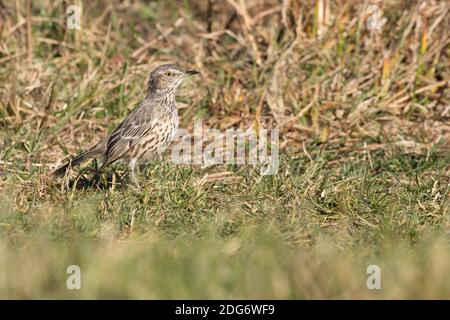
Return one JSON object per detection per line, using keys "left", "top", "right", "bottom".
{"left": 0, "top": 0, "right": 449, "bottom": 298}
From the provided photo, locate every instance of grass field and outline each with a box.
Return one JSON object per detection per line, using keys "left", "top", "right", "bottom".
{"left": 0, "top": 0, "right": 449, "bottom": 299}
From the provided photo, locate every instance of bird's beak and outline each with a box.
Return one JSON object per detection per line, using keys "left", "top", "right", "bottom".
{"left": 184, "top": 70, "right": 199, "bottom": 77}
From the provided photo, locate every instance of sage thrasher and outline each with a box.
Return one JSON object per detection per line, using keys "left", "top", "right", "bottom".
{"left": 52, "top": 64, "right": 199, "bottom": 187}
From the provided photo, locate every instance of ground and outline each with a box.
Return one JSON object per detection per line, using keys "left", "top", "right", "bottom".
{"left": 0, "top": 0, "right": 449, "bottom": 298}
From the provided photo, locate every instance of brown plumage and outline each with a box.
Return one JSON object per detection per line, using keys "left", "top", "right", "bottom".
{"left": 52, "top": 64, "right": 199, "bottom": 188}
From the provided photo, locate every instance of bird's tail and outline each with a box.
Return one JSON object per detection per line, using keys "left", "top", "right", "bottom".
{"left": 52, "top": 141, "right": 106, "bottom": 178}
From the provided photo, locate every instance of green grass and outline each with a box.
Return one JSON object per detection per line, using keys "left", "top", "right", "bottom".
{"left": 1, "top": 149, "right": 449, "bottom": 298}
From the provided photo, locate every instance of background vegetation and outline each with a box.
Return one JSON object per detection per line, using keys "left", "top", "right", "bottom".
{"left": 0, "top": 0, "right": 449, "bottom": 298}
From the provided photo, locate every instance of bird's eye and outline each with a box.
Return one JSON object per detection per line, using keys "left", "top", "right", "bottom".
{"left": 165, "top": 71, "right": 173, "bottom": 77}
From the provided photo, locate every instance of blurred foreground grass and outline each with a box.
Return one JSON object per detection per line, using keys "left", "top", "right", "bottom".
{"left": 2, "top": 223, "right": 450, "bottom": 299}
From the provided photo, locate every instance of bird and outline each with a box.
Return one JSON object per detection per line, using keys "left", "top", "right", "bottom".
{"left": 52, "top": 64, "right": 199, "bottom": 188}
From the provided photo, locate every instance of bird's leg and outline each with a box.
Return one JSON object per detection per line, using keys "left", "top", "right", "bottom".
{"left": 92, "top": 158, "right": 102, "bottom": 186}
{"left": 128, "top": 158, "right": 140, "bottom": 190}
{"left": 138, "top": 163, "right": 149, "bottom": 179}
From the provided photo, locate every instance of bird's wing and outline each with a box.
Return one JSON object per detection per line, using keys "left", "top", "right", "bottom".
{"left": 104, "top": 101, "right": 158, "bottom": 165}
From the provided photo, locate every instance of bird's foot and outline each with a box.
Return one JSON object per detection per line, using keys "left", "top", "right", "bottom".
{"left": 129, "top": 173, "right": 141, "bottom": 191}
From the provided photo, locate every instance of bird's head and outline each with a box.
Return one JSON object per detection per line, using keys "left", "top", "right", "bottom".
{"left": 147, "top": 64, "right": 199, "bottom": 96}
